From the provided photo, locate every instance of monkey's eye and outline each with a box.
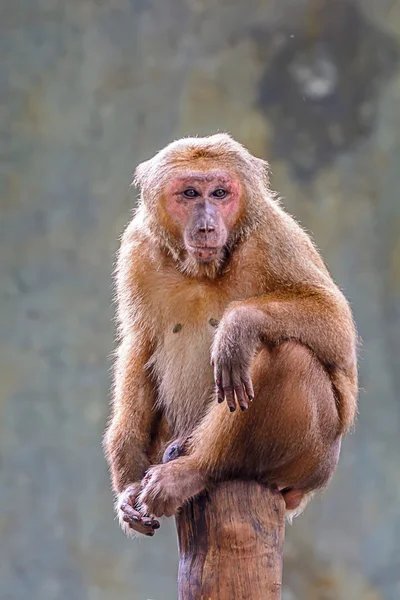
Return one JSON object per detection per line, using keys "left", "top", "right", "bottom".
{"left": 212, "top": 189, "right": 227, "bottom": 199}
{"left": 183, "top": 188, "right": 199, "bottom": 198}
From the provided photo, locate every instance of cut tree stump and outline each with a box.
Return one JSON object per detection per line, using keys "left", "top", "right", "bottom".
{"left": 176, "top": 480, "right": 285, "bottom": 600}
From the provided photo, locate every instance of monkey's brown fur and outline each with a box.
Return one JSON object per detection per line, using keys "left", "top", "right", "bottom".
{"left": 103, "top": 134, "right": 358, "bottom": 537}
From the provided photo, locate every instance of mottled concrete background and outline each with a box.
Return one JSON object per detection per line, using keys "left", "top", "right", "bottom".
{"left": 1, "top": 1, "right": 400, "bottom": 599}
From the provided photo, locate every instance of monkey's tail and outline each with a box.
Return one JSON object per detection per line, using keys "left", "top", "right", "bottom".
{"left": 284, "top": 490, "right": 315, "bottom": 524}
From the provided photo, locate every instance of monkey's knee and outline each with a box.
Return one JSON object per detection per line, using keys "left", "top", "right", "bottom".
{"left": 162, "top": 438, "right": 188, "bottom": 463}
{"left": 273, "top": 340, "right": 319, "bottom": 372}
{"left": 272, "top": 341, "right": 335, "bottom": 412}
{"left": 253, "top": 341, "right": 321, "bottom": 391}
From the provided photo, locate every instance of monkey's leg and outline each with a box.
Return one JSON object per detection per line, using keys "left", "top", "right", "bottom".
{"left": 139, "top": 342, "right": 342, "bottom": 518}
{"left": 214, "top": 296, "right": 357, "bottom": 433}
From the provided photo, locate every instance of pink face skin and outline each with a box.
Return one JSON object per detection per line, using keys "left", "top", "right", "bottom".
{"left": 165, "top": 170, "right": 242, "bottom": 263}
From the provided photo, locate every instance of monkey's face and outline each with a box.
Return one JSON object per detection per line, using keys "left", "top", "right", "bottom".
{"left": 164, "top": 170, "right": 242, "bottom": 264}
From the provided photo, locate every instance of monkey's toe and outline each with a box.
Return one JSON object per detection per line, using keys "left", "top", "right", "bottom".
{"left": 139, "top": 460, "right": 207, "bottom": 518}
{"left": 162, "top": 438, "right": 188, "bottom": 463}
{"left": 139, "top": 464, "right": 184, "bottom": 517}
{"left": 163, "top": 444, "right": 181, "bottom": 463}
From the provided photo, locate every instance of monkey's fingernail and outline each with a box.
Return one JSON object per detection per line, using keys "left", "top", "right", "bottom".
{"left": 218, "top": 397, "right": 224, "bottom": 403}
{"left": 144, "top": 520, "right": 152, "bottom": 526}
{"left": 124, "top": 514, "right": 138, "bottom": 523}
{"left": 146, "top": 532, "right": 154, "bottom": 537}
{"left": 152, "top": 522, "right": 160, "bottom": 529}
{"left": 240, "top": 405, "right": 248, "bottom": 411}
{"left": 229, "top": 406, "right": 236, "bottom": 412}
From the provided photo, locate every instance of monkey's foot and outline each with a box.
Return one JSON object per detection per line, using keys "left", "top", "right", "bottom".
{"left": 117, "top": 483, "right": 160, "bottom": 538}
{"left": 138, "top": 459, "right": 207, "bottom": 518}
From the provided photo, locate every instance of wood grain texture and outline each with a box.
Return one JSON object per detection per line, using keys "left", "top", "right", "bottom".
{"left": 176, "top": 481, "right": 285, "bottom": 600}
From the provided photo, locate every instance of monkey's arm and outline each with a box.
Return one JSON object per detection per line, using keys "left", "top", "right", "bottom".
{"left": 104, "top": 221, "right": 160, "bottom": 493}
{"left": 213, "top": 286, "right": 358, "bottom": 433}
{"left": 104, "top": 336, "right": 156, "bottom": 494}
{"left": 105, "top": 225, "right": 166, "bottom": 535}
{"left": 104, "top": 336, "right": 163, "bottom": 536}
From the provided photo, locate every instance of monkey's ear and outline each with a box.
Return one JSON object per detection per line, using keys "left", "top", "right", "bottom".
{"left": 132, "top": 159, "right": 151, "bottom": 189}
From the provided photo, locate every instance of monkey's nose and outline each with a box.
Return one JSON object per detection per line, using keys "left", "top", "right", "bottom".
{"left": 198, "top": 223, "right": 216, "bottom": 233}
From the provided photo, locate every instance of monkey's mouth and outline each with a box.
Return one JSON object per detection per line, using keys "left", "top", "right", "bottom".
{"left": 188, "top": 245, "right": 220, "bottom": 263}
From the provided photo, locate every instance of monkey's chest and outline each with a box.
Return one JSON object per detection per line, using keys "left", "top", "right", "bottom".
{"left": 150, "top": 306, "right": 222, "bottom": 436}
{"left": 147, "top": 271, "right": 262, "bottom": 435}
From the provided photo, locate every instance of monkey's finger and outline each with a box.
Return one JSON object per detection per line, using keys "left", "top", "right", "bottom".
{"left": 222, "top": 364, "right": 236, "bottom": 412}
{"left": 121, "top": 502, "right": 152, "bottom": 527}
{"left": 121, "top": 502, "right": 147, "bottom": 524}
{"left": 143, "top": 516, "right": 160, "bottom": 530}
{"left": 241, "top": 373, "right": 255, "bottom": 402}
{"left": 125, "top": 516, "right": 157, "bottom": 536}
{"left": 232, "top": 368, "right": 248, "bottom": 411}
{"left": 121, "top": 502, "right": 160, "bottom": 531}
{"left": 122, "top": 484, "right": 141, "bottom": 507}
{"left": 138, "top": 511, "right": 161, "bottom": 530}
{"left": 215, "top": 369, "right": 224, "bottom": 403}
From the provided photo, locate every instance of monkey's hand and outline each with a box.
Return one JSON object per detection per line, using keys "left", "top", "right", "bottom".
{"left": 211, "top": 307, "right": 257, "bottom": 411}
{"left": 116, "top": 483, "right": 160, "bottom": 537}
{"left": 138, "top": 459, "right": 207, "bottom": 518}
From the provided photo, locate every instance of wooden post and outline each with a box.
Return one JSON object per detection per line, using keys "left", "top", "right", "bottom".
{"left": 176, "top": 481, "right": 285, "bottom": 600}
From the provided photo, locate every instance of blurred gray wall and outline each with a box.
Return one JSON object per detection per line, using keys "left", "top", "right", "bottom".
{"left": 1, "top": 1, "right": 400, "bottom": 599}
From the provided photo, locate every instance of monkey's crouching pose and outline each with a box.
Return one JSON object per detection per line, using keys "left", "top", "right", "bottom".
{"left": 103, "top": 134, "right": 358, "bottom": 537}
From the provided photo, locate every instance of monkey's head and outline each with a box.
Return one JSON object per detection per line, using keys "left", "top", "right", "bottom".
{"left": 134, "top": 134, "right": 271, "bottom": 277}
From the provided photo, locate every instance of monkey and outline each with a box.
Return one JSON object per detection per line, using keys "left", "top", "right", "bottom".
{"left": 103, "top": 133, "right": 358, "bottom": 538}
